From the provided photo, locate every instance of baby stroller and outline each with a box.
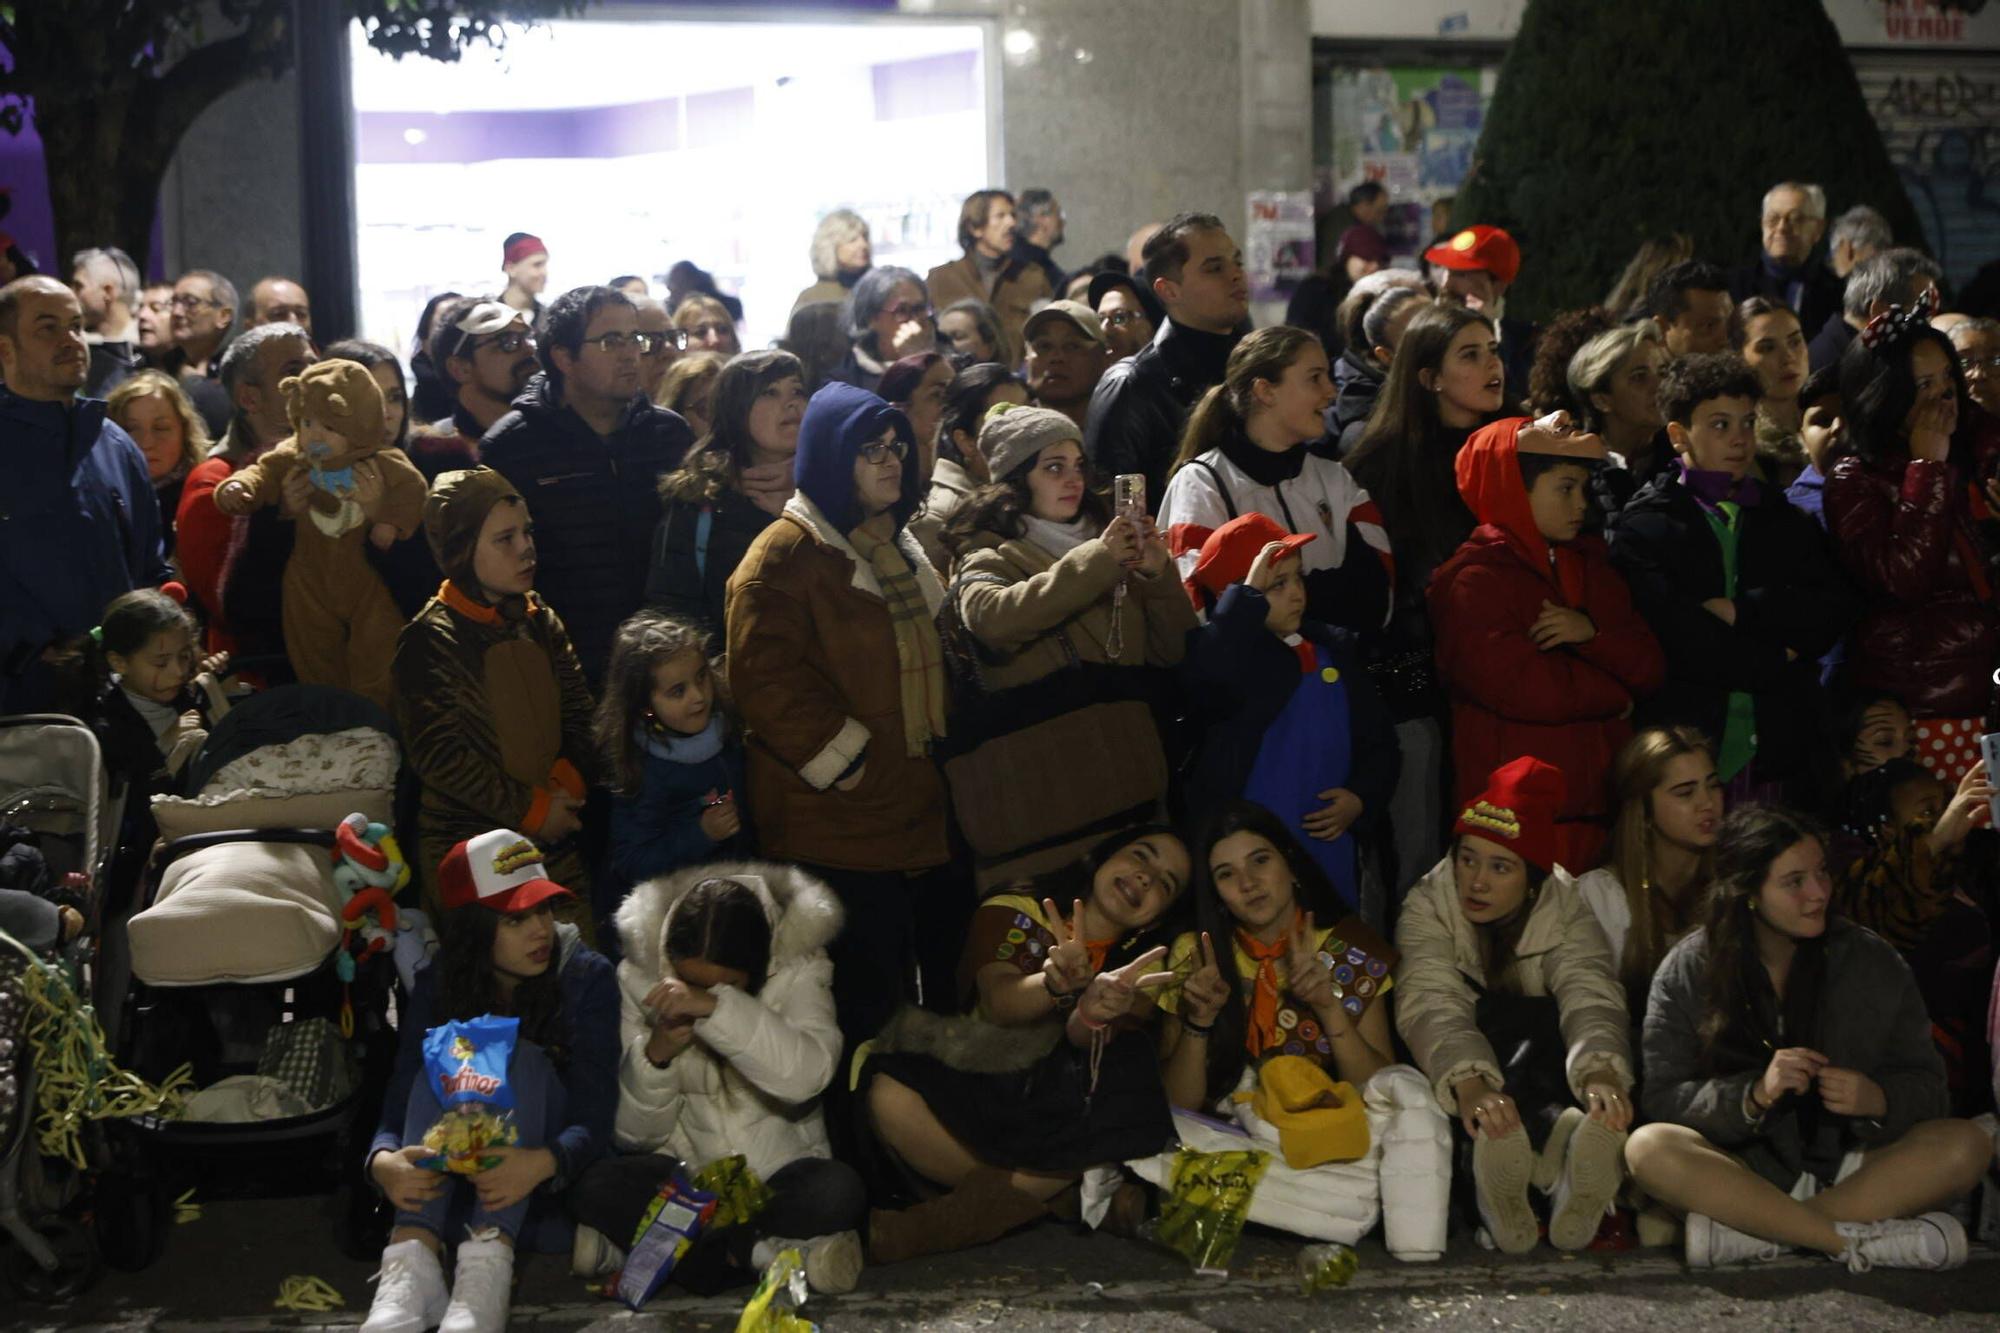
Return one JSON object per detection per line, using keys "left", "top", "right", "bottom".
{"left": 104, "top": 686, "right": 417, "bottom": 1270}
{"left": 0, "top": 713, "right": 122, "bottom": 1301}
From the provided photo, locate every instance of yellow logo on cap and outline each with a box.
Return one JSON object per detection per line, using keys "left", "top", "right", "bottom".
{"left": 491, "top": 839, "right": 542, "bottom": 876}
{"left": 1460, "top": 800, "right": 1521, "bottom": 840}
{"left": 1451, "top": 229, "right": 1479, "bottom": 251}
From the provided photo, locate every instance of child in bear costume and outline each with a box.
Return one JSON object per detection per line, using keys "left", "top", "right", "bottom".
{"left": 213, "top": 358, "right": 428, "bottom": 707}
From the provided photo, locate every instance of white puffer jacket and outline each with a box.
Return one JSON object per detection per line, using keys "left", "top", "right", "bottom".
{"left": 612, "top": 860, "right": 844, "bottom": 1180}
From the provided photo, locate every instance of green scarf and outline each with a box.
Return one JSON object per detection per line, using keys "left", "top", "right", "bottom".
{"left": 850, "top": 517, "right": 948, "bottom": 757}
{"left": 1702, "top": 501, "right": 1757, "bottom": 782}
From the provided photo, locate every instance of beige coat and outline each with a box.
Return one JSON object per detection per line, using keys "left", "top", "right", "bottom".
{"left": 909, "top": 459, "right": 980, "bottom": 575}
{"left": 954, "top": 529, "right": 1196, "bottom": 691}
{"left": 1393, "top": 857, "right": 1632, "bottom": 1113}
{"left": 925, "top": 255, "right": 1051, "bottom": 367}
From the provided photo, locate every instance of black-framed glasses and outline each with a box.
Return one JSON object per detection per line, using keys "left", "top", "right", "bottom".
{"left": 859, "top": 437, "right": 908, "bottom": 465}
{"left": 474, "top": 331, "right": 534, "bottom": 356}
{"left": 582, "top": 331, "right": 658, "bottom": 355}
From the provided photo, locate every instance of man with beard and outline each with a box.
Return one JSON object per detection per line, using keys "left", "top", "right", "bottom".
{"left": 416, "top": 298, "right": 541, "bottom": 469}
{"left": 479, "top": 286, "right": 695, "bottom": 685}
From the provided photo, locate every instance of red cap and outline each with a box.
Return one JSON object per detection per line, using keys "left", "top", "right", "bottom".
{"left": 502, "top": 234, "right": 547, "bottom": 267}
{"left": 1453, "top": 756, "right": 1567, "bottom": 872}
{"left": 437, "top": 828, "right": 574, "bottom": 915}
{"left": 1423, "top": 225, "right": 1520, "bottom": 287}
{"left": 1188, "top": 513, "right": 1316, "bottom": 604}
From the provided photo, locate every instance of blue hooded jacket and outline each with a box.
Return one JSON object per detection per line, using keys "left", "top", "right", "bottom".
{"left": 792, "top": 381, "right": 922, "bottom": 535}
{"left": 2, "top": 387, "right": 169, "bottom": 711}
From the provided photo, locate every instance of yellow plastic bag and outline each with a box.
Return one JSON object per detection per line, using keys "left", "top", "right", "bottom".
{"left": 735, "top": 1247, "right": 817, "bottom": 1333}
{"left": 1147, "top": 1146, "right": 1270, "bottom": 1276}
{"left": 694, "top": 1153, "right": 775, "bottom": 1230}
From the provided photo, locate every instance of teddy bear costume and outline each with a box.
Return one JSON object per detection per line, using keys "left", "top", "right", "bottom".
{"left": 213, "top": 359, "right": 428, "bottom": 707}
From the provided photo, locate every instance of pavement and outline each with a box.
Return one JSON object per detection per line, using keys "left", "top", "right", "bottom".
{"left": 6, "top": 1198, "right": 2000, "bottom": 1332}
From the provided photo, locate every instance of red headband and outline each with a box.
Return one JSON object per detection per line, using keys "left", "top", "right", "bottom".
{"left": 503, "top": 235, "right": 547, "bottom": 267}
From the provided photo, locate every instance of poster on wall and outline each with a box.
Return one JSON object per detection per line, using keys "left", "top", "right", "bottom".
{"left": 1246, "top": 191, "right": 1316, "bottom": 302}
{"left": 1328, "top": 65, "right": 1497, "bottom": 256}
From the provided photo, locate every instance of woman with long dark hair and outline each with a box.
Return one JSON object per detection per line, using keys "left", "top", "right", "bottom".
{"left": 1626, "top": 806, "right": 1990, "bottom": 1272}
{"left": 645, "top": 349, "right": 809, "bottom": 640}
{"left": 1344, "top": 303, "right": 1505, "bottom": 894}
{"left": 1822, "top": 307, "right": 1998, "bottom": 786}
{"left": 862, "top": 824, "right": 1191, "bottom": 1263}
{"left": 360, "top": 832, "right": 618, "bottom": 1333}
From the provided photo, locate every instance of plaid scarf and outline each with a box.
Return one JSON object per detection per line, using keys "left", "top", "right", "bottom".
{"left": 849, "top": 518, "right": 948, "bottom": 757}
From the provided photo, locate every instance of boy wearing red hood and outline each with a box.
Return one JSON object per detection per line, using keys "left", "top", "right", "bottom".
{"left": 1428, "top": 415, "right": 1664, "bottom": 871}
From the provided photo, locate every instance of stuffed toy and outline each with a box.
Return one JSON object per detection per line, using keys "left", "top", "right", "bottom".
{"left": 212, "top": 359, "right": 428, "bottom": 708}
{"left": 330, "top": 812, "right": 434, "bottom": 1029}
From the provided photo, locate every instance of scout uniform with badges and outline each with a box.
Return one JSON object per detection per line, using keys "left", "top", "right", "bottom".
{"left": 1159, "top": 913, "right": 1397, "bottom": 1064}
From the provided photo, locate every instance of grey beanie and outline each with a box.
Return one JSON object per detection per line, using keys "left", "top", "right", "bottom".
{"left": 977, "top": 402, "right": 1082, "bottom": 483}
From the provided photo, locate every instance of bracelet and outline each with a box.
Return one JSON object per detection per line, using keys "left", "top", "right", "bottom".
{"left": 1076, "top": 1010, "right": 1110, "bottom": 1031}
{"left": 1178, "top": 1015, "right": 1215, "bottom": 1036}
{"left": 1051, "top": 989, "right": 1078, "bottom": 1011}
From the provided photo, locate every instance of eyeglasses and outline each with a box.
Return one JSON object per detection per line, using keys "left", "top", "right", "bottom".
{"left": 859, "top": 437, "right": 908, "bottom": 465}
{"left": 1101, "top": 310, "right": 1145, "bottom": 329}
{"left": 474, "top": 331, "right": 535, "bottom": 355}
{"left": 581, "top": 331, "right": 660, "bottom": 355}
{"left": 169, "top": 294, "right": 224, "bottom": 311}
{"left": 881, "top": 302, "right": 933, "bottom": 323}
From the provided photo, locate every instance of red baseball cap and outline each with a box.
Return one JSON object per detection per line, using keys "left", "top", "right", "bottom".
{"left": 437, "top": 828, "right": 574, "bottom": 915}
{"left": 1189, "top": 512, "right": 1316, "bottom": 602}
{"left": 1423, "top": 225, "right": 1521, "bottom": 287}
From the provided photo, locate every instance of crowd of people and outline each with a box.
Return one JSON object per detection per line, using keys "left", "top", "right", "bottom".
{"left": 5, "top": 176, "right": 2000, "bottom": 1332}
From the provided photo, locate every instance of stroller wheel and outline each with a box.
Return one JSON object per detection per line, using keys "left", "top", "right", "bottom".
{"left": 95, "top": 1171, "right": 169, "bottom": 1272}
{"left": 4, "top": 1215, "right": 101, "bottom": 1302}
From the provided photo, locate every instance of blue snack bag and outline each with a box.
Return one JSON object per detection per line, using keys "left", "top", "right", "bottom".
{"left": 612, "top": 1175, "right": 718, "bottom": 1309}
{"left": 417, "top": 1015, "right": 520, "bottom": 1173}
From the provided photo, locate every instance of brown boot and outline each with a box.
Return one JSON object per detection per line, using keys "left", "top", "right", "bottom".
{"left": 867, "top": 1168, "right": 1056, "bottom": 1264}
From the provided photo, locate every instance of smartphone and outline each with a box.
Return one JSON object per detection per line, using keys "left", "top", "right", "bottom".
{"left": 1981, "top": 733, "right": 2000, "bottom": 830}
{"left": 1114, "top": 473, "right": 1147, "bottom": 521}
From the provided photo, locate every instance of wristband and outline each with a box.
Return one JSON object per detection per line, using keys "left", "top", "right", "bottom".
{"left": 1076, "top": 1009, "right": 1110, "bottom": 1032}
{"left": 1179, "top": 1015, "right": 1214, "bottom": 1037}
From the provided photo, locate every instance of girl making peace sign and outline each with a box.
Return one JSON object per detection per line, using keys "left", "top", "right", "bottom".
{"left": 862, "top": 825, "right": 1192, "bottom": 1264}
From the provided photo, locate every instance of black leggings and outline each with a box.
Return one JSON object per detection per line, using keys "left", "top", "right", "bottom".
{"left": 569, "top": 1153, "right": 868, "bottom": 1295}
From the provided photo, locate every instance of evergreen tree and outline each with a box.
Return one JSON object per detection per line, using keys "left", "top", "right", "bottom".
{"left": 1452, "top": 0, "right": 1922, "bottom": 321}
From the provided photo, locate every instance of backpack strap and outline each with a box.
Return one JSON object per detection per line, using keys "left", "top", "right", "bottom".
{"left": 1187, "top": 458, "right": 1238, "bottom": 520}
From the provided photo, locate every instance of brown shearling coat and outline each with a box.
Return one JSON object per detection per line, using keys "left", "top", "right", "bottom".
{"left": 725, "top": 493, "right": 949, "bottom": 872}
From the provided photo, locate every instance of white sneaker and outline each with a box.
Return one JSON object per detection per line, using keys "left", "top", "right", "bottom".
{"left": 571, "top": 1224, "right": 625, "bottom": 1278}
{"left": 751, "top": 1231, "right": 864, "bottom": 1294}
{"left": 1835, "top": 1212, "right": 1968, "bottom": 1273}
{"left": 439, "top": 1232, "right": 514, "bottom": 1333}
{"left": 1684, "top": 1212, "right": 1783, "bottom": 1268}
{"left": 1471, "top": 1130, "right": 1539, "bottom": 1254}
{"left": 360, "top": 1239, "right": 449, "bottom": 1333}
{"left": 1547, "top": 1115, "right": 1626, "bottom": 1251}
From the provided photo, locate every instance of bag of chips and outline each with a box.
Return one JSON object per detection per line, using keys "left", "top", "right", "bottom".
{"left": 1147, "top": 1146, "right": 1270, "bottom": 1276}
{"left": 693, "top": 1154, "right": 774, "bottom": 1230}
{"left": 416, "top": 1015, "right": 520, "bottom": 1174}
{"left": 613, "top": 1175, "right": 718, "bottom": 1310}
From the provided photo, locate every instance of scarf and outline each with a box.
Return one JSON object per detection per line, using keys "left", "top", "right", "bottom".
{"left": 1238, "top": 915, "right": 1299, "bottom": 1058}
{"left": 1022, "top": 513, "right": 1097, "bottom": 558}
{"left": 438, "top": 579, "right": 536, "bottom": 625}
{"left": 849, "top": 518, "right": 948, "bottom": 757}
{"left": 638, "top": 712, "right": 725, "bottom": 765}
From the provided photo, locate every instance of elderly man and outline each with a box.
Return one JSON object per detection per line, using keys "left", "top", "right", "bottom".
{"left": 0, "top": 276, "right": 168, "bottom": 711}
{"left": 1828, "top": 205, "right": 1892, "bottom": 280}
{"left": 1729, "top": 181, "right": 1843, "bottom": 341}
{"left": 70, "top": 245, "right": 143, "bottom": 397}
{"left": 1023, "top": 299, "right": 1111, "bottom": 430}
{"left": 1808, "top": 246, "right": 1944, "bottom": 372}
{"left": 243, "top": 276, "right": 313, "bottom": 337}
{"left": 170, "top": 267, "right": 238, "bottom": 437}
{"left": 1949, "top": 318, "right": 2000, "bottom": 421}
{"left": 1011, "top": 188, "right": 1067, "bottom": 296}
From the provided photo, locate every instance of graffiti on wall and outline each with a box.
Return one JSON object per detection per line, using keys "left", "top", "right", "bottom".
{"left": 1857, "top": 57, "right": 2000, "bottom": 290}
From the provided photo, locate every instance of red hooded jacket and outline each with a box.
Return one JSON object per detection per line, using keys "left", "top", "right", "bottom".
{"left": 1427, "top": 418, "right": 1664, "bottom": 870}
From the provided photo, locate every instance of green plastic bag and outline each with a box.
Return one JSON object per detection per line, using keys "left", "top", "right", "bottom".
{"left": 1147, "top": 1146, "right": 1270, "bottom": 1276}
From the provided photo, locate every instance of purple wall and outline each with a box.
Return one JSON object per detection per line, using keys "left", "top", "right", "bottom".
{"left": 1, "top": 98, "right": 169, "bottom": 280}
